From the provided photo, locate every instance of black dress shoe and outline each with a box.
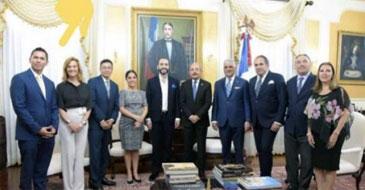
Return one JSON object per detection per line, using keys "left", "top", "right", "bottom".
{"left": 199, "top": 170, "right": 206, "bottom": 180}
{"left": 149, "top": 172, "right": 159, "bottom": 181}
{"left": 102, "top": 177, "right": 116, "bottom": 186}
{"left": 88, "top": 181, "right": 104, "bottom": 190}
{"left": 133, "top": 176, "right": 142, "bottom": 183}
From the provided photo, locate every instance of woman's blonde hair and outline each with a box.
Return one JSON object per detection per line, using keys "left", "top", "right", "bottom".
{"left": 62, "top": 57, "right": 83, "bottom": 82}
{"left": 312, "top": 62, "right": 339, "bottom": 93}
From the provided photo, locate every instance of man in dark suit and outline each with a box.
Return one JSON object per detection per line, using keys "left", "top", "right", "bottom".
{"left": 285, "top": 54, "right": 315, "bottom": 190}
{"left": 249, "top": 55, "right": 286, "bottom": 176}
{"left": 146, "top": 58, "right": 180, "bottom": 181}
{"left": 10, "top": 47, "right": 59, "bottom": 190}
{"left": 180, "top": 63, "right": 212, "bottom": 179}
{"left": 88, "top": 59, "right": 119, "bottom": 189}
{"left": 211, "top": 59, "right": 251, "bottom": 164}
{"left": 148, "top": 22, "right": 187, "bottom": 81}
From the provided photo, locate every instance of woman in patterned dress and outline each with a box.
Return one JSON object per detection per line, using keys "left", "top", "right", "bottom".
{"left": 119, "top": 70, "right": 148, "bottom": 184}
{"left": 305, "top": 62, "right": 351, "bottom": 190}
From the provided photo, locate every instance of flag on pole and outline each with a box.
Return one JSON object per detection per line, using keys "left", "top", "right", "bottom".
{"left": 144, "top": 17, "right": 158, "bottom": 79}
{"left": 236, "top": 32, "right": 252, "bottom": 78}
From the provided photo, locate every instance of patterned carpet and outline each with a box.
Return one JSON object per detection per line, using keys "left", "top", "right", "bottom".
{"left": 47, "top": 166, "right": 365, "bottom": 190}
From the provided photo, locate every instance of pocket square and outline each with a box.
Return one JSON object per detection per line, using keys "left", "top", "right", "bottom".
{"left": 234, "top": 86, "right": 241, "bottom": 89}
{"left": 172, "top": 84, "right": 177, "bottom": 88}
{"left": 268, "top": 80, "right": 275, "bottom": 85}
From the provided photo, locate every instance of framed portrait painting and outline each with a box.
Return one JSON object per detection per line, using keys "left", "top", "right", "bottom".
{"left": 337, "top": 31, "right": 365, "bottom": 85}
{"left": 132, "top": 8, "right": 202, "bottom": 89}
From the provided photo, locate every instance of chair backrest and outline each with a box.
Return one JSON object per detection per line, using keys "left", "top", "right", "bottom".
{"left": 206, "top": 126, "right": 219, "bottom": 137}
{"left": 111, "top": 114, "right": 121, "bottom": 140}
{"left": 342, "top": 112, "right": 365, "bottom": 149}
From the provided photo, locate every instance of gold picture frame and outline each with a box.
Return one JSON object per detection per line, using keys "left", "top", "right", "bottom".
{"left": 131, "top": 7, "right": 202, "bottom": 89}
{"left": 337, "top": 31, "right": 365, "bottom": 85}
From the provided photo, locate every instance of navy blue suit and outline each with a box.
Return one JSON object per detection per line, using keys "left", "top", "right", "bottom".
{"left": 249, "top": 71, "right": 286, "bottom": 176}
{"left": 146, "top": 75, "right": 180, "bottom": 173}
{"left": 212, "top": 77, "right": 250, "bottom": 164}
{"left": 88, "top": 76, "right": 119, "bottom": 186}
{"left": 10, "top": 69, "right": 59, "bottom": 190}
{"left": 285, "top": 73, "right": 315, "bottom": 189}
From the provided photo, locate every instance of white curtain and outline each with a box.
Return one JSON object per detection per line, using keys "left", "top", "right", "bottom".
{"left": 242, "top": 35, "right": 294, "bottom": 156}
{"left": 5, "top": 0, "right": 62, "bottom": 26}
{"left": 2, "top": 10, "right": 85, "bottom": 166}
{"left": 229, "top": 0, "right": 306, "bottom": 41}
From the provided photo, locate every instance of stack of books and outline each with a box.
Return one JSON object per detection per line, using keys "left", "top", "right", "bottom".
{"left": 237, "top": 176, "right": 282, "bottom": 189}
{"left": 212, "top": 164, "right": 254, "bottom": 188}
{"left": 162, "top": 162, "right": 204, "bottom": 190}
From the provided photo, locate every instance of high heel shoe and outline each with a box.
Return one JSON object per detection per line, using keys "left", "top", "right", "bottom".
{"left": 133, "top": 176, "right": 142, "bottom": 183}
{"left": 127, "top": 179, "right": 133, "bottom": 184}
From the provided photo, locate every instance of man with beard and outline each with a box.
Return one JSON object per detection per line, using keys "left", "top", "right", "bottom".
{"left": 146, "top": 58, "right": 180, "bottom": 181}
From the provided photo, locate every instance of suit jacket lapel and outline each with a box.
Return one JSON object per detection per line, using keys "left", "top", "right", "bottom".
{"left": 44, "top": 78, "right": 52, "bottom": 103}
{"left": 186, "top": 79, "right": 194, "bottom": 101}
{"left": 257, "top": 72, "right": 270, "bottom": 98}
{"left": 292, "top": 76, "right": 299, "bottom": 101}
{"left": 227, "top": 78, "right": 236, "bottom": 99}
{"left": 251, "top": 77, "right": 257, "bottom": 98}
{"left": 195, "top": 80, "right": 204, "bottom": 102}
{"left": 168, "top": 76, "right": 173, "bottom": 108}
{"left": 98, "top": 76, "right": 109, "bottom": 100}
{"left": 156, "top": 76, "right": 162, "bottom": 96}
{"left": 298, "top": 73, "right": 314, "bottom": 98}
{"left": 222, "top": 78, "right": 228, "bottom": 100}
{"left": 27, "top": 69, "right": 46, "bottom": 102}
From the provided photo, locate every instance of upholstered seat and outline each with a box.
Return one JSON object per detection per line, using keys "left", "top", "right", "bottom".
{"left": 193, "top": 126, "right": 235, "bottom": 153}
{"left": 337, "top": 112, "right": 365, "bottom": 190}
{"left": 110, "top": 141, "right": 152, "bottom": 157}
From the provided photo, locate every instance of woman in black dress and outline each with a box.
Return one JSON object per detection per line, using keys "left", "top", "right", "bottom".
{"left": 305, "top": 62, "right": 351, "bottom": 190}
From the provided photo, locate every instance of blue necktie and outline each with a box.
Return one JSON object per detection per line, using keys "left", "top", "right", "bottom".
{"left": 226, "top": 78, "right": 232, "bottom": 97}
{"left": 105, "top": 80, "right": 110, "bottom": 98}
{"left": 255, "top": 77, "right": 262, "bottom": 96}
{"left": 193, "top": 80, "right": 198, "bottom": 101}
{"left": 297, "top": 76, "right": 304, "bottom": 94}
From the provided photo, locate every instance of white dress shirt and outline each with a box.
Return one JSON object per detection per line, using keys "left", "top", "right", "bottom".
{"left": 225, "top": 76, "right": 235, "bottom": 87}
{"left": 31, "top": 68, "right": 46, "bottom": 99}
{"left": 166, "top": 40, "right": 172, "bottom": 60}
{"left": 159, "top": 74, "right": 169, "bottom": 111}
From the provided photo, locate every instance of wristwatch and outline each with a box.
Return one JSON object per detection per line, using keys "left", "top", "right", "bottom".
{"left": 82, "top": 120, "right": 87, "bottom": 125}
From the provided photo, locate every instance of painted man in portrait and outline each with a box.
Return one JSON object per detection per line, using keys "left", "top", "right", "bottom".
{"left": 147, "top": 22, "right": 188, "bottom": 81}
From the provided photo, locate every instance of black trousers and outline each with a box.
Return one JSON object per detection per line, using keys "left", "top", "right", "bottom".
{"left": 150, "top": 114, "right": 174, "bottom": 174}
{"left": 253, "top": 124, "right": 277, "bottom": 176}
{"left": 183, "top": 124, "right": 207, "bottom": 172}
{"left": 284, "top": 132, "right": 312, "bottom": 190}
